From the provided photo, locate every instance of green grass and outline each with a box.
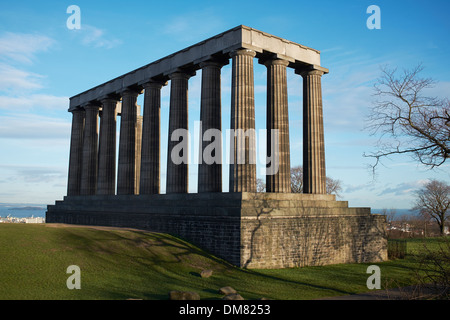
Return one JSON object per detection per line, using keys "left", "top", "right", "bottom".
{"left": 0, "top": 224, "right": 443, "bottom": 300}
{"left": 402, "top": 237, "right": 448, "bottom": 255}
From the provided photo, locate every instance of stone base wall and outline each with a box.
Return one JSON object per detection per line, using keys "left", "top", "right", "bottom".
{"left": 241, "top": 214, "right": 387, "bottom": 268}
{"left": 46, "top": 192, "right": 387, "bottom": 269}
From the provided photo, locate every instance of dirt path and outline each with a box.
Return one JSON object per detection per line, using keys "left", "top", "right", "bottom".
{"left": 319, "top": 284, "right": 446, "bottom": 300}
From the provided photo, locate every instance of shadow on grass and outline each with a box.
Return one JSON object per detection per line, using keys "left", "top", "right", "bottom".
{"left": 56, "top": 224, "right": 436, "bottom": 300}
{"left": 53, "top": 224, "right": 361, "bottom": 299}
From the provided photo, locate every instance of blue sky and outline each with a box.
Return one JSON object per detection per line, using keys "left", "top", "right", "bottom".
{"left": 0, "top": 0, "right": 449, "bottom": 209}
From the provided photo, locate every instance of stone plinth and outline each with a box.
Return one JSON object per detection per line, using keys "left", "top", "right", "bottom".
{"left": 46, "top": 193, "right": 387, "bottom": 268}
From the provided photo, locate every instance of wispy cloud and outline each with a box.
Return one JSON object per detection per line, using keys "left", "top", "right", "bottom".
{"left": 74, "top": 24, "right": 122, "bottom": 49}
{"left": 0, "top": 164, "right": 66, "bottom": 184}
{"left": 0, "top": 32, "right": 54, "bottom": 64}
{"left": 345, "top": 182, "right": 377, "bottom": 194}
{"left": 162, "top": 9, "right": 225, "bottom": 42}
{"left": 0, "top": 94, "right": 68, "bottom": 111}
{"left": 320, "top": 51, "right": 393, "bottom": 133}
{"left": 0, "top": 114, "right": 70, "bottom": 140}
{"left": 377, "top": 180, "right": 430, "bottom": 196}
{"left": 0, "top": 64, "right": 44, "bottom": 93}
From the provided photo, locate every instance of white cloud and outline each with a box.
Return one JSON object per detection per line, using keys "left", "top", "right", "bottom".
{"left": 75, "top": 24, "right": 122, "bottom": 49}
{"left": 0, "top": 164, "right": 67, "bottom": 203}
{"left": 0, "top": 164, "right": 66, "bottom": 184}
{"left": 0, "top": 64, "right": 45, "bottom": 93}
{"left": 0, "top": 32, "right": 55, "bottom": 95}
{"left": 378, "top": 180, "right": 430, "bottom": 196}
{"left": 345, "top": 182, "right": 376, "bottom": 194}
{"left": 0, "top": 114, "right": 70, "bottom": 140}
{"left": 0, "top": 94, "right": 68, "bottom": 111}
{"left": 0, "top": 32, "right": 54, "bottom": 64}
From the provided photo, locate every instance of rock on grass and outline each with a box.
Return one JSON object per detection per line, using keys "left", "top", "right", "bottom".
{"left": 219, "top": 286, "right": 237, "bottom": 295}
{"left": 169, "top": 290, "right": 200, "bottom": 300}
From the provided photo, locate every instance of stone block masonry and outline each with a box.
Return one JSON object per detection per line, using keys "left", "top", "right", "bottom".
{"left": 47, "top": 193, "right": 387, "bottom": 268}
{"left": 48, "top": 25, "right": 387, "bottom": 268}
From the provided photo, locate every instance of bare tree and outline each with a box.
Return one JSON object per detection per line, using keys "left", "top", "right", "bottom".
{"left": 290, "top": 165, "right": 343, "bottom": 198}
{"left": 256, "top": 178, "right": 266, "bottom": 192}
{"left": 383, "top": 208, "right": 397, "bottom": 224}
{"left": 290, "top": 166, "right": 303, "bottom": 193}
{"left": 326, "top": 176, "right": 343, "bottom": 198}
{"left": 364, "top": 64, "right": 450, "bottom": 172}
{"left": 413, "top": 179, "right": 450, "bottom": 236}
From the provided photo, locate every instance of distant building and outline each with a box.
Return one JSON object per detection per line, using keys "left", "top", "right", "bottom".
{"left": 0, "top": 216, "right": 45, "bottom": 223}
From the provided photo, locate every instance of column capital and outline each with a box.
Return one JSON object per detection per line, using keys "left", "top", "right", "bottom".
{"left": 142, "top": 79, "right": 168, "bottom": 89}
{"left": 229, "top": 49, "right": 256, "bottom": 58}
{"left": 295, "top": 65, "right": 329, "bottom": 77}
{"left": 120, "top": 87, "right": 142, "bottom": 98}
{"left": 70, "top": 107, "right": 85, "bottom": 114}
{"left": 82, "top": 103, "right": 101, "bottom": 111}
{"left": 263, "top": 58, "right": 290, "bottom": 68}
{"left": 199, "top": 58, "right": 229, "bottom": 69}
{"left": 100, "top": 99, "right": 120, "bottom": 108}
{"left": 99, "top": 94, "right": 121, "bottom": 104}
{"left": 169, "top": 70, "right": 196, "bottom": 80}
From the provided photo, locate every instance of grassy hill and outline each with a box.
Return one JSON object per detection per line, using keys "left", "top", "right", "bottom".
{"left": 0, "top": 223, "right": 439, "bottom": 300}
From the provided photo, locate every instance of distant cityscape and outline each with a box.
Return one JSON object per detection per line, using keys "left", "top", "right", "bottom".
{"left": 0, "top": 203, "right": 46, "bottom": 223}
{"left": 0, "top": 216, "right": 45, "bottom": 224}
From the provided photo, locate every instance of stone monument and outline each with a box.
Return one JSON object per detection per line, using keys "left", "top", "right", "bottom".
{"left": 47, "top": 26, "right": 387, "bottom": 268}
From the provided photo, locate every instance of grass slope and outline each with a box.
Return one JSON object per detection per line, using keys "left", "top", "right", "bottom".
{"left": 0, "top": 224, "right": 436, "bottom": 300}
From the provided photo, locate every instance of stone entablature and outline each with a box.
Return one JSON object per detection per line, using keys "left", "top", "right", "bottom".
{"left": 69, "top": 25, "right": 323, "bottom": 110}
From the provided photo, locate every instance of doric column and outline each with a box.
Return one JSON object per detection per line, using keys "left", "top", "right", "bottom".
{"left": 265, "top": 58, "right": 291, "bottom": 193}
{"left": 80, "top": 103, "right": 100, "bottom": 195}
{"left": 229, "top": 49, "right": 257, "bottom": 193}
{"left": 140, "top": 81, "right": 165, "bottom": 194}
{"left": 298, "top": 67, "right": 327, "bottom": 194}
{"left": 97, "top": 98, "right": 118, "bottom": 195}
{"left": 67, "top": 108, "right": 85, "bottom": 196}
{"left": 117, "top": 88, "right": 140, "bottom": 195}
{"left": 135, "top": 108, "right": 143, "bottom": 195}
{"left": 198, "top": 60, "right": 225, "bottom": 193}
{"left": 166, "top": 71, "right": 193, "bottom": 193}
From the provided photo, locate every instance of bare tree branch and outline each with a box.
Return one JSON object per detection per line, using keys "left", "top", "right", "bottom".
{"left": 364, "top": 64, "right": 450, "bottom": 173}
{"left": 290, "top": 165, "right": 343, "bottom": 198}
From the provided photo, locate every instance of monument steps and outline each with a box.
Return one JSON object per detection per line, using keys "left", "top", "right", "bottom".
{"left": 48, "top": 192, "right": 371, "bottom": 219}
